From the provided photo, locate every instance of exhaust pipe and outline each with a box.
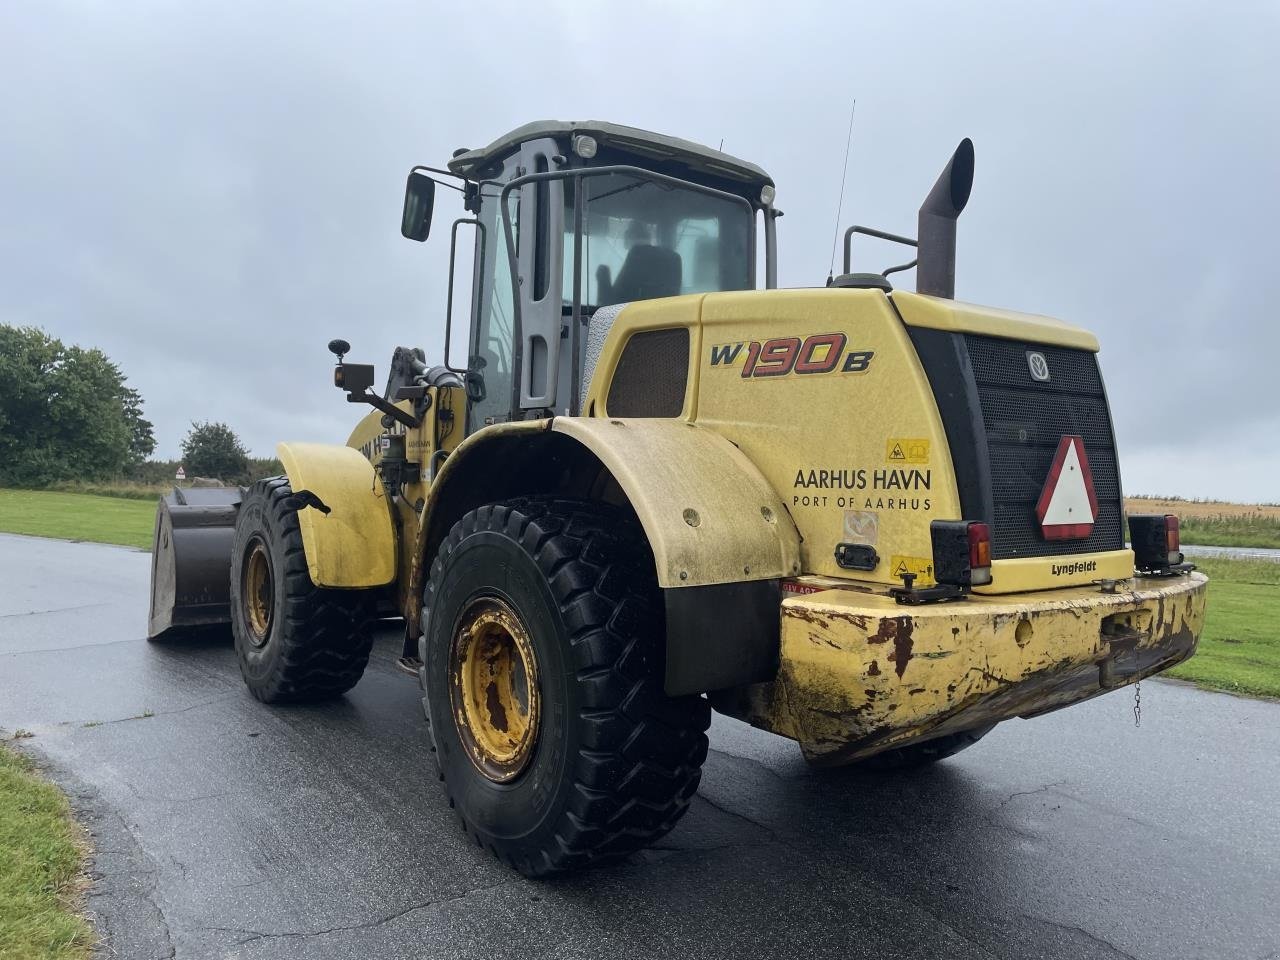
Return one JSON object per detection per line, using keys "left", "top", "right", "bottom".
{"left": 916, "top": 138, "right": 975, "bottom": 299}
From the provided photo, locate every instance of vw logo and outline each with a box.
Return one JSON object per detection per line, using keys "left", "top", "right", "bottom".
{"left": 1027, "top": 351, "right": 1051, "bottom": 382}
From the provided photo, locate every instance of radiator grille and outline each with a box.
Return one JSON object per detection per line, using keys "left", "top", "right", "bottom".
{"left": 606, "top": 328, "right": 690, "bottom": 418}
{"left": 965, "top": 335, "right": 1124, "bottom": 560}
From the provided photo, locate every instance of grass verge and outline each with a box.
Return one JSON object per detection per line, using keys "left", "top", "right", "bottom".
{"left": 0, "top": 744, "right": 93, "bottom": 960}
{"left": 1166, "top": 556, "right": 1280, "bottom": 699}
{"left": 45, "top": 481, "right": 170, "bottom": 502}
{"left": 0, "top": 489, "right": 154, "bottom": 550}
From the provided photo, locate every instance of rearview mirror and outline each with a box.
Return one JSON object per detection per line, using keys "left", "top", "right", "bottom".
{"left": 401, "top": 171, "right": 436, "bottom": 242}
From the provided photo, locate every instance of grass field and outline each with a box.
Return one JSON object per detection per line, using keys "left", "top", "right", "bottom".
{"left": 0, "top": 489, "right": 154, "bottom": 550}
{"left": 1168, "top": 555, "right": 1280, "bottom": 699}
{"left": 1127, "top": 496, "right": 1280, "bottom": 549}
{"left": 0, "top": 744, "right": 93, "bottom": 960}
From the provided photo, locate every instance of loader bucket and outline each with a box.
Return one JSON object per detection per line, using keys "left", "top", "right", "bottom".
{"left": 147, "top": 487, "right": 242, "bottom": 639}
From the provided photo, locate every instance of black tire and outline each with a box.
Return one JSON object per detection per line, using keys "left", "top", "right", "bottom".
{"left": 420, "top": 497, "right": 710, "bottom": 876}
{"left": 853, "top": 725, "right": 994, "bottom": 772}
{"left": 230, "top": 477, "right": 375, "bottom": 703}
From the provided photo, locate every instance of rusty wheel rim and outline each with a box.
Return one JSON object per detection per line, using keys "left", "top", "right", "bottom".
{"left": 243, "top": 538, "right": 273, "bottom": 647}
{"left": 448, "top": 597, "right": 541, "bottom": 783}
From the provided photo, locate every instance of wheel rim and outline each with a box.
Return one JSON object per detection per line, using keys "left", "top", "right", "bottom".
{"left": 448, "top": 597, "right": 541, "bottom": 783}
{"left": 243, "top": 538, "right": 273, "bottom": 647}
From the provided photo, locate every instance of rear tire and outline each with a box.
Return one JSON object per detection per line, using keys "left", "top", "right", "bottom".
{"left": 421, "top": 497, "right": 710, "bottom": 876}
{"left": 853, "top": 725, "right": 994, "bottom": 771}
{"left": 230, "top": 477, "right": 375, "bottom": 703}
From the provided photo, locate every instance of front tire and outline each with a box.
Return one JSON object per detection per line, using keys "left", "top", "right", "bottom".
{"left": 230, "top": 478, "right": 375, "bottom": 703}
{"left": 421, "top": 498, "right": 710, "bottom": 876}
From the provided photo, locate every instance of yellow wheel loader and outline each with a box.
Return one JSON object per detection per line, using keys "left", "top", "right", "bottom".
{"left": 148, "top": 120, "right": 1207, "bottom": 876}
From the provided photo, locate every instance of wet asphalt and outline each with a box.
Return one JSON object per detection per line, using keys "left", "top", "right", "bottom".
{"left": 1, "top": 531, "right": 1277, "bottom": 960}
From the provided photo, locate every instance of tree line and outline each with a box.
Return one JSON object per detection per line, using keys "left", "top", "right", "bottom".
{"left": 0, "top": 325, "right": 275, "bottom": 487}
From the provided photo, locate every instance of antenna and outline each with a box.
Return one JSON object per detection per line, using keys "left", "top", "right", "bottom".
{"left": 827, "top": 99, "right": 858, "bottom": 284}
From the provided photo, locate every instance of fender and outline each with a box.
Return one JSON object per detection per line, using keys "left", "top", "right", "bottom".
{"left": 549, "top": 418, "right": 801, "bottom": 588}
{"left": 276, "top": 441, "right": 397, "bottom": 588}
{"left": 410, "top": 418, "right": 801, "bottom": 694}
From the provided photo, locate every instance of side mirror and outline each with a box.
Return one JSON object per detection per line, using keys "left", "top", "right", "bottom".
{"left": 401, "top": 171, "right": 436, "bottom": 242}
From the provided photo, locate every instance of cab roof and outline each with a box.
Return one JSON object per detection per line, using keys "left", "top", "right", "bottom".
{"left": 446, "top": 120, "right": 774, "bottom": 188}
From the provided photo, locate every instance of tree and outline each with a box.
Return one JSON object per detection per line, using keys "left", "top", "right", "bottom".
{"left": 120, "top": 384, "right": 155, "bottom": 463}
{"left": 181, "top": 421, "right": 249, "bottom": 481}
{"left": 0, "top": 324, "right": 152, "bottom": 486}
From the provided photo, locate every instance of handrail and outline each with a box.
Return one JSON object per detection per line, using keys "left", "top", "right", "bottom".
{"left": 842, "top": 225, "right": 917, "bottom": 275}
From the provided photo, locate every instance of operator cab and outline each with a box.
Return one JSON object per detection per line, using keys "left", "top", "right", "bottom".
{"left": 403, "top": 121, "right": 779, "bottom": 430}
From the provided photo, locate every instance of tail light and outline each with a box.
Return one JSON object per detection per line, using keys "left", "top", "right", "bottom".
{"left": 967, "top": 522, "right": 992, "bottom": 584}
{"left": 1129, "top": 514, "right": 1184, "bottom": 572}
{"left": 931, "top": 520, "right": 992, "bottom": 588}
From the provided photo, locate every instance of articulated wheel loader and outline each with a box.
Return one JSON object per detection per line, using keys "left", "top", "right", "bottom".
{"left": 149, "top": 120, "right": 1207, "bottom": 876}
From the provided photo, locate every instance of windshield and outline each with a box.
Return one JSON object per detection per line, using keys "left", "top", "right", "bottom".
{"left": 566, "top": 173, "right": 753, "bottom": 310}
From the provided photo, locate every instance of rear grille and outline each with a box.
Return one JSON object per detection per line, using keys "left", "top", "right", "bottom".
{"left": 965, "top": 335, "right": 1124, "bottom": 559}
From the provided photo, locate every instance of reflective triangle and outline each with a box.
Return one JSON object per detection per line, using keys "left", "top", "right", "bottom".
{"left": 1036, "top": 435, "right": 1099, "bottom": 540}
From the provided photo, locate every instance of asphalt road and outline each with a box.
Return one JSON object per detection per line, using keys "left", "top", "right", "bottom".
{"left": 1, "top": 532, "right": 1277, "bottom": 960}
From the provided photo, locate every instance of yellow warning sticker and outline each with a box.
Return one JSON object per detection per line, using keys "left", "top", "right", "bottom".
{"left": 887, "top": 438, "right": 930, "bottom": 464}
{"left": 889, "top": 555, "right": 935, "bottom": 586}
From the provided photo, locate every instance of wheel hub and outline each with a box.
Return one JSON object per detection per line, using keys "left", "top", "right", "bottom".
{"left": 448, "top": 597, "right": 541, "bottom": 783}
{"left": 243, "top": 539, "right": 273, "bottom": 647}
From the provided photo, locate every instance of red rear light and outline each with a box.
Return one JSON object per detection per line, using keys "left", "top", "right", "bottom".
{"left": 930, "top": 519, "right": 992, "bottom": 588}
{"left": 1164, "top": 514, "right": 1180, "bottom": 559}
{"left": 967, "top": 522, "right": 992, "bottom": 585}
{"left": 967, "top": 523, "right": 991, "bottom": 568}
{"left": 1129, "top": 514, "right": 1185, "bottom": 572}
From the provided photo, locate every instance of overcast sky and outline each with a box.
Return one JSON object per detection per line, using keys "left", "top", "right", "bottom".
{"left": 2, "top": 0, "right": 1277, "bottom": 501}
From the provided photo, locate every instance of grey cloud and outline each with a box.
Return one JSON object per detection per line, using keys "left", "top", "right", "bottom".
{"left": 1, "top": 0, "right": 1276, "bottom": 500}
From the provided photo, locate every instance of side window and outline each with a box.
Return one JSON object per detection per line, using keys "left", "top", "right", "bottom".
{"left": 469, "top": 159, "right": 520, "bottom": 429}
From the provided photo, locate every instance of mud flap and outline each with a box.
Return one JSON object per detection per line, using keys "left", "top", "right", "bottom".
{"left": 147, "top": 487, "right": 242, "bottom": 639}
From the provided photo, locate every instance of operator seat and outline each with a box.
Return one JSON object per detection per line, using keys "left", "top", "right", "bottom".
{"left": 607, "top": 245, "right": 682, "bottom": 304}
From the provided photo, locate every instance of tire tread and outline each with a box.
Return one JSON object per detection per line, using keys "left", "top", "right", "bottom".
{"left": 232, "top": 477, "right": 375, "bottom": 703}
{"left": 422, "top": 496, "right": 709, "bottom": 876}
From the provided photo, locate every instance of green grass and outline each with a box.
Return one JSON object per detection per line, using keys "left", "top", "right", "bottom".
{"left": 1166, "top": 556, "right": 1280, "bottom": 699}
{"left": 0, "top": 745, "right": 93, "bottom": 960}
{"left": 0, "top": 489, "right": 154, "bottom": 550}
{"left": 1178, "top": 515, "right": 1280, "bottom": 549}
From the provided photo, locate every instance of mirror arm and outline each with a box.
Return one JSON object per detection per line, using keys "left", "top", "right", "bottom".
{"left": 345, "top": 390, "right": 421, "bottom": 429}
{"left": 409, "top": 165, "right": 469, "bottom": 193}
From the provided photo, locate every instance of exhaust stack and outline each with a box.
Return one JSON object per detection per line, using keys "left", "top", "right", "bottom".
{"left": 916, "top": 139, "right": 975, "bottom": 299}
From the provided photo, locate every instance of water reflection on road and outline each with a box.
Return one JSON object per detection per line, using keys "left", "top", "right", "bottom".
{"left": 1182, "top": 544, "right": 1280, "bottom": 562}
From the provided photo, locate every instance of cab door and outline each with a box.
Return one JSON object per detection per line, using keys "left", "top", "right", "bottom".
{"left": 466, "top": 138, "right": 566, "bottom": 432}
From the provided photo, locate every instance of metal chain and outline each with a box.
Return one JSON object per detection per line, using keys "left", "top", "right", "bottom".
{"left": 1133, "top": 681, "right": 1142, "bottom": 727}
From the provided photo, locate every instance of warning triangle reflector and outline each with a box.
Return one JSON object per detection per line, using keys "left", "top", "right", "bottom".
{"left": 1036, "top": 435, "right": 1099, "bottom": 540}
